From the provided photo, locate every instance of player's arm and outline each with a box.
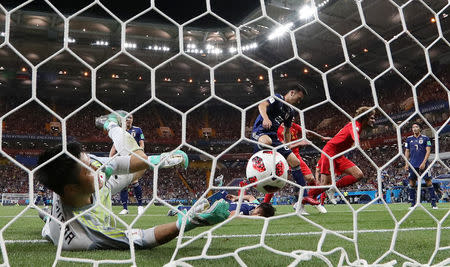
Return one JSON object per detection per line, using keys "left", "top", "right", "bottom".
{"left": 109, "top": 145, "right": 117, "bottom": 157}
{"left": 258, "top": 101, "right": 272, "bottom": 129}
{"left": 226, "top": 194, "right": 256, "bottom": 202}
{"left": 305, "top": 129, "right": 331, "bottom": 141}
{"left": 138, "top": 128, "right": 145, "bottom": 149}
{"left": 404, "top": 139, "right": 410, "bottom": 170}
{"left": 284, "top": 127, "right": 292, "bottom": 144}
{"left": 419, "top": 145, "right": 431, "bottom": 170}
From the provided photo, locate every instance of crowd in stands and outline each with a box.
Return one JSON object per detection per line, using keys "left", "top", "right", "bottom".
{"left": 0, "top": 66, "right": 448, "bottom": 203}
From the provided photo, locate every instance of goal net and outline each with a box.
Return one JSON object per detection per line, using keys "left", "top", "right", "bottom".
{"left": 0, "top": 0, "right": 449, "bottom": 266}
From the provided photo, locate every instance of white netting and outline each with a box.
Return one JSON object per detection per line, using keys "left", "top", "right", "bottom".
{"left": 0, "top": 0, "right": 449, "bottom": 266}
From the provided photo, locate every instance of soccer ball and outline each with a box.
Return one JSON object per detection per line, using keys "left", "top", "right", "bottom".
{"left": 245, "top": 150, "right": 289, "bottom": 194}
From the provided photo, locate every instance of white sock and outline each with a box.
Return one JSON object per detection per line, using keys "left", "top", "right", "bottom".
{"left": 107, "top": 156, "right": 131, "bottom": 175}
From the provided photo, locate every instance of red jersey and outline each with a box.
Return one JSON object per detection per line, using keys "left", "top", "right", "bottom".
{"left": 323, "top": 121, "right": 362, "bottom": 156}
{"left": 277, "top": 123, "right": 302, "bottom": 154}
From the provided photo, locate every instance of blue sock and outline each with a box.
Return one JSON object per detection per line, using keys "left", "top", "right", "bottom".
{"left": 409, "top": 185, "right": 416, "bottom": 206}
{"left": 34, "top": 195, "right": 41, "bottom": 205}
{"left": 43, "top": 196, "right": 47, "bottom": 206}
{"left": 427, "top": 186, "right": 437, "bottom": 207}
{"left": 120, "top": 189, "right": 128, "bottom": 210}
{"left": 292, "top": 166, "right": 308, "bottom": 198}
{"left": 133, "top": 183, "right": 143, "bottom": 206}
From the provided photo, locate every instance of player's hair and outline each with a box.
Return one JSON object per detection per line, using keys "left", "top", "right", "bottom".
{"left": 289, "top": 83, "right": 308, "bottom": 96}
{"left": 36, "top": 142, "right": 83, "bottom": 196}
{"left": 355, "top": 106, "right": 375, "bottom": 122}
{"left": 412, "top": 122, "right": 422, "bottom": 130}
{"left": 257, "top": 202, "right": 276, "bottom": 217}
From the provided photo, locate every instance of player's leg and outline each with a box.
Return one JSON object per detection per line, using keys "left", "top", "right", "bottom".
{"left": 323, "top": 159, "right": 363, "bottom": 204}
{"left": 42, "top": 195, "right": 48, "bottom": 207}
{"left": 307, "top": 154, "right": 332, "bottom": 199}
{"left": 131, "top": 169, "right": 146, "bottom": 215}
{"left": 34, "top": 194, "right": 42, "bottom": 205}
{"left": 285, "top": 153, "right": 318, "bottom": 205}
{"left": 337, "top": 165, "right": 363, "bottom": 188}
{"left": 257, "top": 134, "right": 273, "bottom": 146}
{"left": 424, "top": 177, "right": 437, "bottom": 209}
{"left": 408, "top": 169, "right": 417, "bottom": 208}
{"left": 119, "top": 188, "right": 129, "bottom": 215}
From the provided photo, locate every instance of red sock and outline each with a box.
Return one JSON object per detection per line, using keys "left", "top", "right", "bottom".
{"left": 308, "top": 188, "right": 326, "bottom": 199}
{"left": 264, "top": 193, "right": 274, "bottom": 203}
{"left": 320, "top": 192, "right": 326, "bottom": 205}
{"left": 238, "top": 181, "right": 248, "bottom": 195}
{"left": 336, "top": 175, "right": 358, "bottom": 188}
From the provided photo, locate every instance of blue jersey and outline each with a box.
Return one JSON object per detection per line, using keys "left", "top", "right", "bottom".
{"left": 228, "top": 202, "right": 259, "bottom": 215}
{"left": 127, "top": 126, "right": 144, "bottom": 144}
{"left": 252, "top": 94, "right": 294, "bottom": 134}
{"left": 405, "top": 135, "right": 431, "bottom": 168}
{"left": 207, "top": 191, "right": 259, "bottom": 215}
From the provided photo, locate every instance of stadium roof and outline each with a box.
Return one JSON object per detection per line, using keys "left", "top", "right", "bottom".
{"left": 0, "top": 0, "right": 448, "bottom": 109}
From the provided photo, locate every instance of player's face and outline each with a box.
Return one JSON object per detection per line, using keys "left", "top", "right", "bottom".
{"left": 287, "top": 90, "right": 304, "bottom": 105}
{"left": 251, "top": 207, "right": 263, "bottom": 216}
{"left": 364, "top": 114, "right": 375, "bottom": 128}
{"left": 126, "top": 115, "right": 133, "bottom": 129}
{"left": 412, "top": 124, "right": 421, "bottom": 135}
{"left": 75, "top": 153, "right": 98, "bottom": 195}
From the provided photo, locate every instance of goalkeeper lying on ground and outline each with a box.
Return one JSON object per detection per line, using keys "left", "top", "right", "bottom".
{"left": 38, "top": 111, "right": 230, "bottom": 250}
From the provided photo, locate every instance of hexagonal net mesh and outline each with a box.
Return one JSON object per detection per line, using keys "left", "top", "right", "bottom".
{"left": 0, "top": 0, "right": 449, "bottom": 266}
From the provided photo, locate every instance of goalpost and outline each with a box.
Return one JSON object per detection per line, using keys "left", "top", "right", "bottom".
{"left": 0, "top": 0, "right": 449, "bottom": 266}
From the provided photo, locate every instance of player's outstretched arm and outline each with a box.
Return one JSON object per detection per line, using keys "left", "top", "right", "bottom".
{"left": 306, "top": 129, "right": 331, "bottom": 141}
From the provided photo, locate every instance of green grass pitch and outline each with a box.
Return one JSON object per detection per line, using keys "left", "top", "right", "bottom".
{"left": 0, "top": 203, "right": 449, "bottom": 266}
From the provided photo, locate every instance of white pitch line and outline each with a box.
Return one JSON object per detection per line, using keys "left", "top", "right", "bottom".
{"left": 5, "top": 226, "right": 450, "bottom": 244}
{"left": 4, "top": 240, "right": 48, "bottom": 244}
{"left": 1, "top": 205, "right": 446, "bottom": 218}
{"left": 182, "top": 226, "right": 450, "bottom": 239}
{"left": 0, "top": 214, "right": 165, "bottom": 218}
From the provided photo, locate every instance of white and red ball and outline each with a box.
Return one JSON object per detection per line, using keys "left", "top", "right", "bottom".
{"left": 245, "top": 150, "right": 289, "bottom": 194}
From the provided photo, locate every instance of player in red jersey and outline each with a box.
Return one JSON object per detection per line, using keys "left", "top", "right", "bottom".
{"left": 308, "top": 107, "right": 376, "bottom": 203}
{"left": 262, "top": 121, "right": 330, "bottom": 214}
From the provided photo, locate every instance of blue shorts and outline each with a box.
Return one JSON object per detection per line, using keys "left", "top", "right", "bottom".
{"left": 408, "top": 167, "right": 430, "bottom": 180}
{"left": 251, "top": 129, "right": 292, "bottom": 158}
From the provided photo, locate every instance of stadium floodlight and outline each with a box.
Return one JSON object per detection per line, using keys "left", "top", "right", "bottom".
{"left": 94, "top": 40, "right": 109, "bottom": 46}
{"left": 267, "top": 22, "right": 293, "bottom": 40}
{"left": 299, "top": 5, "right": 316, "bottom": 19}
{"left": 1, "top": 32, "right": 6, "bottom": 37}
{"left": 124, "top": 42, "right": 137, "bottom": 49}
{"left": 68, "top": 37, "right": 76, "bottom": 43}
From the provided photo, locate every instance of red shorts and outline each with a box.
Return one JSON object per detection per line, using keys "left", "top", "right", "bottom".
{"left": 294, "top": 152, "right": 312, "bottom": 176}
{"left": 318, "top": 153, "right": 355, "bottom": 175}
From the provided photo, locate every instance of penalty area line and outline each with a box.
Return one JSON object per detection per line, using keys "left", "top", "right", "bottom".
{"left": 6, "top": 226, "right": 449, "bottom": 243}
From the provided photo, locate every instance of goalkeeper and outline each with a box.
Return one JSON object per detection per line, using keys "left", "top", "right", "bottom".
{"left": 38, "top": 111, "right": 230, "bottom": 250}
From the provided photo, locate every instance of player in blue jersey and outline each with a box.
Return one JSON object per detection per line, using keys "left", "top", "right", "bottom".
{"left": 34, "top": 184, "right": 48, "bottom": 207}
{"left": 168, "top": 191, "right": 275, "bottom": 218}
{"left": 404, "top": 123, "right": 437, "bottom": 209}
{"left": 251, "top": 84, "right": 319, "bottom": 214}
{"left": 110, "top": 113, "right": 146, "bottom": 215}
